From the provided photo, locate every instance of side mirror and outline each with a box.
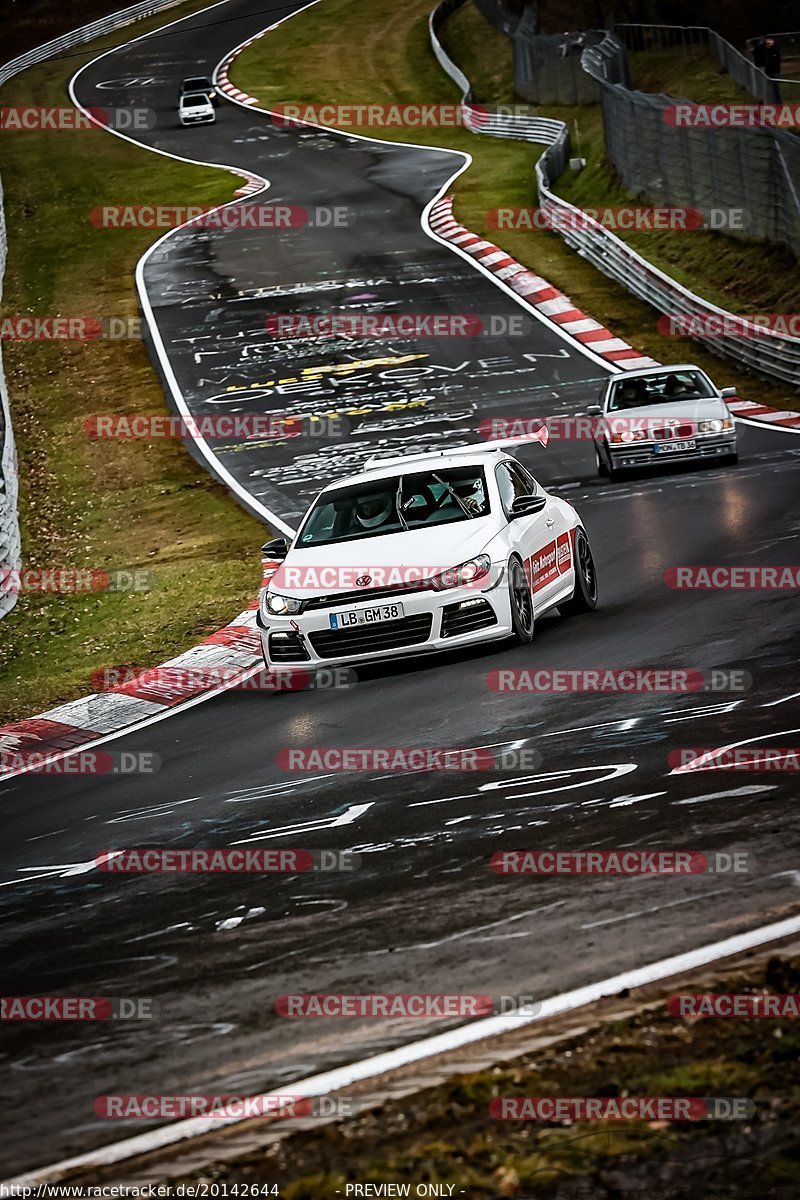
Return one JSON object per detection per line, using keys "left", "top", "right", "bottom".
{"left": 261, "top": 537, "right": 289, "bottom": 560}
{"left": 510, "top": 494, "right": 547, "bottom": 519}
{"left": 586, "top": 404, "right": 603, "bottom": 415}
{"left": 720, "top": 387, "right": 737, "bottom": 399}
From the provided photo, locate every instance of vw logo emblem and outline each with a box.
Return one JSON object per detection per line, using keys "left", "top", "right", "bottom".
{"left": 356, "top": 575, "right": 372, "bottom": 587}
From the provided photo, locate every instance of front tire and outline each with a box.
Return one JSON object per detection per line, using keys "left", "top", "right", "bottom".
{"left": 607, "top": 456, "right": 625, "bottom": 483}
{"left": 595, "top": 446, "right": 608, "bottom": 477}
{"left": 601, "top": 441, "right": 626, "bottom": 482}
{"left": 559, "top": 528, "right": 598, "bottom": 616}
{"left": 508, "top": 556, "right": 535, "bottom": 644}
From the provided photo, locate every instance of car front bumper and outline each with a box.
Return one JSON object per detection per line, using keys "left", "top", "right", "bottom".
{"left": 257, "top": 577, "right": 514, "bottom": 668}
{"left": 603, "top": 431, "right": 737, "bottom": 470}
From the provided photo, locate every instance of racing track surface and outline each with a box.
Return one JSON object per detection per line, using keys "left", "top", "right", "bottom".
{"left": 2, "top": 0, "right": 800, "bottom": 1177}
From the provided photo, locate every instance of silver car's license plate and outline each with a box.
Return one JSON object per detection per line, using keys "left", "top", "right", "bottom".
{"left": 654, "top": 439, "right": 696, "bottom": 455}
{"left": 330, "top": 602, "right": 405, "bottom": 629}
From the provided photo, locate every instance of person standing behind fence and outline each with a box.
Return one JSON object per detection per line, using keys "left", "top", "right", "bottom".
{"left": 558, "top": 31, "right": 585, "bottom": 58}
{"left": 764, "top": 38, "right": 782, "bottom": 101}
{"left": 750, "top": 37, "right": 767, "bottom": 71}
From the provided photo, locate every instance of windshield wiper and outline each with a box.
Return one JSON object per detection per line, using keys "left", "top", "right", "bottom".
{"left": 432, "top": 472, "right": 473, "bottom": 518}
{"left": 395, "top": 478, "right": 409, "bottom": 531}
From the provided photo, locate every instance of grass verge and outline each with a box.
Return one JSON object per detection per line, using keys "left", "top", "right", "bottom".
{"left": 627, "top": 48, "right": 756, "bottom": 103}
{"left": 232, "top": 0, "right": 800, "bottom": 414}
{"left": 0, "top": 0, "right": 265, "bottom": 724}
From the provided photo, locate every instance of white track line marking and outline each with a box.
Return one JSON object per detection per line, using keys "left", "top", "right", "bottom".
{"left": 670, "top": 727, "right": 800, "bottom": 774}
{"left": 230, "top": 801, "right": 373, "bottom": 844}
{"left": 7, "top": 910, "right": 800, "bottom": 1187}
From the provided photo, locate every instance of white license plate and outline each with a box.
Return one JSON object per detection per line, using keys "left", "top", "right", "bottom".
{"left": 330, "top": 602, "right": 405, "bottom": 629}
{"left": 654, "top": 439, "right": 696, "bottom": 454}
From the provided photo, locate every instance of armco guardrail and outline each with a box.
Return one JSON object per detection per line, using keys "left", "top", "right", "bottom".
{"left": 534, "top": 176, "right": 800, "bottom": 386}
{"left": 0, "top": 181, "right": 22, "bottom": 618}
{"left": 0, "top": 0, "right": 184, "bottom": 89}
{"left": 429, "top": 0, "right": 800, "bottom": 388}
{"left": 0, "top": 0, "right": 186, "bottom": 618}
{"left": 429, "top": 0, "right": 568, "bottom": 155}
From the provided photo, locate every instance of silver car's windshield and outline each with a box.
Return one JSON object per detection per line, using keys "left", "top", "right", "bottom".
{"left": 296, "top": 466, "right": 490, "bottom": 546}
{"left": 607, "top": 370, "right": 715, "bottom": 411}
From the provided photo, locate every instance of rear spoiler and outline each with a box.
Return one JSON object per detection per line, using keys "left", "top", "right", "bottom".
{"left": 480, "top": 425, "right": 550, "bottom": 452}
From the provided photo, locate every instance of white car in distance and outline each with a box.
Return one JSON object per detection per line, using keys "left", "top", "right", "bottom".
{"left": 178, "top": 92, "right": 216, "bottom": 126}
{"left": 257, "top": 444, "right": 598, "bottom": 673}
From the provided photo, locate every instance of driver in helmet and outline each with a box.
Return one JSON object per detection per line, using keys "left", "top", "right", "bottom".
{"left": 354, "top": 492, "right": 394, "bottom": 530}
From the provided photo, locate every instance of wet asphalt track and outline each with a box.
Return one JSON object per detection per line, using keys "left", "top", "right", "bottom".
{"left": 1, "top": 0, "right": 799, "bottom": 1176}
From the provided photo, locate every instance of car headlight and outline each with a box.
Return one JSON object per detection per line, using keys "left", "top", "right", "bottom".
{"left": 430, "top": 554, "right": 491, "bottom": 591}
{"left": 699, "top": 418, "right": 733, "bottom": 432}
{"left": 263, "top": 590, "right": 303, "bottom": 616}
{"left": 609, "top": 429, "right": 647, "bottom": 443}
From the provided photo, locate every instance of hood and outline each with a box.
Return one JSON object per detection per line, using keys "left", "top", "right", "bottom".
{"left": 270, "top": 517, "right": 498, "bottom": 596}
{"left": 605, "top": 397, "right": 727, "bottom": 428}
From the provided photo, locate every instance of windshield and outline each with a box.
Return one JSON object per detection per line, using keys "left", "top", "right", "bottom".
{"left": 182, "top": 93, "right": 210, "bottom": 105}
{"left": 184, "top": 79, "right": 211, "bottom": 89}
{"left": 607, "top": 370, "right": 715, "bottom": 411}
{"left": 296, "top": 466, "right": 490, "bottom": 546}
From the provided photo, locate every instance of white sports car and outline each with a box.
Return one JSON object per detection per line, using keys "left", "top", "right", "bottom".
{"left": 257, "top": 444, "right": 597, "bottom": 671}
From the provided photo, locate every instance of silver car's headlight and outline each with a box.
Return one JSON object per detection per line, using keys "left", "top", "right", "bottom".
{"left": 699, "top": 418, "right": 733, "bottom": 433}
{"left": 263, "top": 590, "right": 303, "bottom": 616}
{"left": 609, "top": 428, "right": 648, "bottom": 443}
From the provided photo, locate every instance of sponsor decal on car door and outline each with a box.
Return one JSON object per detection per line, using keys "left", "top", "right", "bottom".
{"left": 526, "top": 529, "right": 574, "bottom": 596}
{"left": 495, "top": 462, "right": 573, "bottom": 602}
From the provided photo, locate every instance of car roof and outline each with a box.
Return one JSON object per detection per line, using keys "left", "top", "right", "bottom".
{"left": 318, "top": 447, "right": 510, "bottom": 494}
{"left": 605, "top": 363, "right": 710, "bottom": 385}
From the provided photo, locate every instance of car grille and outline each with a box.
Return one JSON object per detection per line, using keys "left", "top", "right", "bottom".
{"left": 652, "top": 423, "right": 695, "bottom": 439}
{"left": 302, "top": 581, "right": 432, "bottom": 612}
{"left": 268, "top": 632, "right": 310, "bottom": 663}
{"left": 308, "top": 614, "right": 433, "bottom": 659}
{"left": 440, "top": 599, "right": 497, "bottom": 638}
